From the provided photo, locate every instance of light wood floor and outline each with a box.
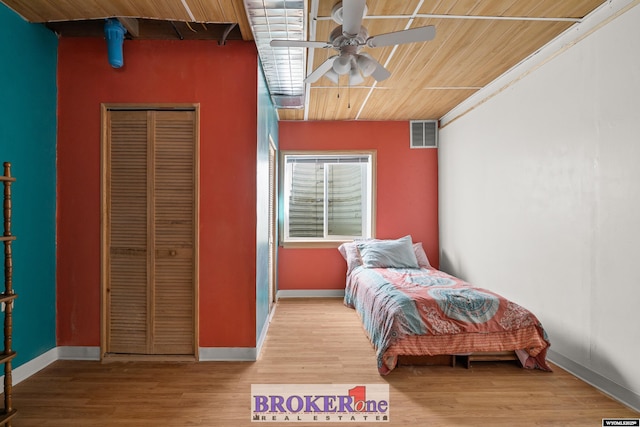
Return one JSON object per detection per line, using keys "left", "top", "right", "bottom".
{"left": 9, "top": 298, "right": 640, "bottom": 426}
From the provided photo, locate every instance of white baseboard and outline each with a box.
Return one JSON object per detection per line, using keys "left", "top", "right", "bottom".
{"left": 277, "top": 289, "right": 345, "bottom": 298}
{"left": 0, "top": 345, "right": 102, "bottom": 392}
{"left": 0, "top": 347, "right": 58, "bottom": 393}
{"left": 198, "top": 347, "right": 257, "bottom": 361}
{"left": 547, "top": 349, "right": 640, "bottom": 412}
{"left": 58, "top": 345, "right": 260, "bottom": 362}
{"left": 58, "top": 345, "right": 101, "bottom": 360}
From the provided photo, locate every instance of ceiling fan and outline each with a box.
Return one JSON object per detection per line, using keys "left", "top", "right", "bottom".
{"left": 270, "top": 0, "right": 436, "bottom": 86}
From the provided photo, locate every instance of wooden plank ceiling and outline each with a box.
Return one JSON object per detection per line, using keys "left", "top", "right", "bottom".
{"left": 1, "top": 0, "right": 607, "bottom": 121}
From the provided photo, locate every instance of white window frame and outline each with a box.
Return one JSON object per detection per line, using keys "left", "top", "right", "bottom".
{"left": 281, "top": 150, "right": 376, "bottom": 247}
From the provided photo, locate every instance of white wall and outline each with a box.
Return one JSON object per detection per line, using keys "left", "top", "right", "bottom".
{"left": 438, "top": 1, "right": 640, "bottom": 410}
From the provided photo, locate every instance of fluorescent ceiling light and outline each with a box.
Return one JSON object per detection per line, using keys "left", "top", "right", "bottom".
{"left": 244, "top": 0, "right": 307, "bottom": 108}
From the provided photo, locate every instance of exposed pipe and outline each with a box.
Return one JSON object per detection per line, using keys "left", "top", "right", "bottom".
{"left": 316, "top": 13, "right": 583, "bottom": 23}
{"left": 304, "top": 0, "right": 320, "bottom": 120}
{"left": 180, "top": 0, "right": 197, "bottom": 21}
{"left": 170, "top": 21, "right": 184, "bottom": 40}
{"left": 104, "top": 18, "right": 127, "bottom": 68}
{"left": 219, "top": 23, "right": 238, "bottom": 46}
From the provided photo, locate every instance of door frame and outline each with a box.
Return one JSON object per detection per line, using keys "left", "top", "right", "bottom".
{"left": 268, "top": 136, "right": 277, "bottom": 311}
{"left": 100, "top": 103, "right": 200, "bottom": 360}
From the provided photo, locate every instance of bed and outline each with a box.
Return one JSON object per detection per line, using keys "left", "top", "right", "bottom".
{"left": 339, "top": 236, "right": 552, "bottom": 375}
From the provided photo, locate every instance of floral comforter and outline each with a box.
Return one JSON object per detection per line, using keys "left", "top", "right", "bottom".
{"left": 344, "top": 266, "right": 551, "bottom": 375}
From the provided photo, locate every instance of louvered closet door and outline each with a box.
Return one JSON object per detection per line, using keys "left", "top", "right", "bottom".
{"left": 105, "top": 108, "right": 197, "bottom": 357}
{"left": 152, "top": 111, "right": 196, "bottom": 355}
{"left": 108, "top": 110, "right": 149, "bottom": 354}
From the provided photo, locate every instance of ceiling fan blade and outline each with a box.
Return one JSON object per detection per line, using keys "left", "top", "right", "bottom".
{"left": 366, "top": 25, "right": 436, "bottom": 48}
{"left": 304, "top": 56, "right": 338, "bottom": 84}
{"left": 270, "top": 40, "right": 332, "bottom": 49}
{"left": 370, "top": 62, "right": 391, "bottom": 82}
{"left": 341, "top": 0, "right": 367, "bottom": 36}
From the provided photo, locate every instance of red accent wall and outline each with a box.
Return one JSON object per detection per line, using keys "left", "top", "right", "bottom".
{"left": 278, "top": 121, "right": 439, "bottom": 290}
{"left": 56, "top": 38, "right": 257, "bottom": 347}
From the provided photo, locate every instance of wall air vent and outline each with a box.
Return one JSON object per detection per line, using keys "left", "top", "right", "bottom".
{"left": 410, "top": 120, "right": 438, "bottom": 148}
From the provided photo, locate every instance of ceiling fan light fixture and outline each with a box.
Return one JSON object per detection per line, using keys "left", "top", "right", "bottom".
{"left": 349, "top": 67, "right": 364, "bottom": 86}
{"left": 333, "top": 54, "right": 352, "bottom": 75}
{"left": 324, "top": 69, "right": 340, "bottom": 84}
{"left": 356, "top": 53, "right": 377, "bottom": 77}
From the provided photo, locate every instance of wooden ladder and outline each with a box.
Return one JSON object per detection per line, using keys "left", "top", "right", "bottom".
{"left": 0, "top": 162, "right": 17, "bottom": 426}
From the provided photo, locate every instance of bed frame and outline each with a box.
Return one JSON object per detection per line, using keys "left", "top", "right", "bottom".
{"left": 397, "top": 351, "right": 519, "bottom": 369}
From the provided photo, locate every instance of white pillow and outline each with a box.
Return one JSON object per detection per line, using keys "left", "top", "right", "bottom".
{"left": 357, "top": 235, "right": 419, "bottom": 268}
{"left": 338, "top": 241, "right": 362, "bottom": 274}
{"left": 413, "top": 242, "right": 431, "bottom": 268}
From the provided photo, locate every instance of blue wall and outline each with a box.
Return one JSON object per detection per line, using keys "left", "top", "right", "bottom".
{"left": 0, "top": 4, "right": 57, "bottom": 367}
{"left": 256, "top": 61, "right": 279, "bottom": 345}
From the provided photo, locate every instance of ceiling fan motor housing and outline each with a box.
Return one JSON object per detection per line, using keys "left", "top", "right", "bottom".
{"left": 329, "top": 25, "right": 368, "bottom": 52}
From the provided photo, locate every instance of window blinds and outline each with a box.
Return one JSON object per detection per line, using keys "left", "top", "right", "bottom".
{"left": 285, "top": 155, "right": 370, "bottom": 239}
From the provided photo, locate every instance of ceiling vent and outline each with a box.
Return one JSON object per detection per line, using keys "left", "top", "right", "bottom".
{"left": 410, "top": 120, "right": 438, "bottom": 148}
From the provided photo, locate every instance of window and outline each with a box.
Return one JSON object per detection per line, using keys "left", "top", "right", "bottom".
{"left": 282, "top": 151, "right": 375, "bottom": 245}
